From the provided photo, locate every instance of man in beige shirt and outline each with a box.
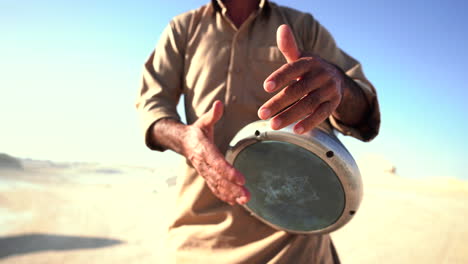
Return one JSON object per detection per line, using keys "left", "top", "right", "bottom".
{"left": 136, "top": 0, "right": 380, "bottom": 263}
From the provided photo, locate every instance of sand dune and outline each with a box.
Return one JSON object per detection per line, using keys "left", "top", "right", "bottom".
{"left": 0, "top": 154, "right": 467, "bottom": 263}
{"left": 0, "top": 154, "right": 23, "bottom": 170}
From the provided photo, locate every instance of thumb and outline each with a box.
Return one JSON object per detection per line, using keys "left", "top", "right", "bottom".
{"left": 196, "top": 100, "right": 224, "bottom": 130}
{"left": 277, "top": 24, "right": 301, "bottom": 63}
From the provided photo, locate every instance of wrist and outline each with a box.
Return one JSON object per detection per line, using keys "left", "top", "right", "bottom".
{"left": 331, "top": 74, "right": 370, "bottom": 126}
{"left": 151, "top": 118, "right": 191, "bottom": 155}
{"left": 180, "top": 125, "right": 205, "bottom": 159}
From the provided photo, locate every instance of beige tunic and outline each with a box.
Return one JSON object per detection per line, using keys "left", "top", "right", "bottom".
{"left": 136, "top": 1, "right": 380, "bottom": 263}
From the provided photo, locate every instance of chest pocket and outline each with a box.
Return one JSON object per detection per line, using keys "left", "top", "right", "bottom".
{"left": 246, "top": 46, "right": 287, "bottom": 107}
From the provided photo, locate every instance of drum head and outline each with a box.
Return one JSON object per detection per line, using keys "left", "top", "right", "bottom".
{"left": 226, "top": 120, "right": 362, "bottom": 234}
{"left": 233, "top": 140, "right": 345, "bottom": 232}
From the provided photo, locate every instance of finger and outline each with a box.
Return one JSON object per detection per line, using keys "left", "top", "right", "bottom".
{"left": 203, "top": 143, "right": 246, "bottom": 186}
{"left": 236, "top": 186, "right": 250, "bottom": 204}
{"left": 202, "top": 166, "right": 242, "bottom": 205}
{"left": 216, "top": 179, "right": 250, "bottom": 205}
{"left": 269, "top": 87, "right": 332, "bottom": 130}
{"left": 197, "top": 100, "right": 224, "bottom": 129}
{"left": 294, "top": 101, "right": 334, "bottom": 134}
{"left": 277, "top": 24, "right": 301, "bottom": 63}
{"left": 263, "top": 57, "right": 319, "bottom": 93}
{"left": 259, "top": 71, "right": 330, "bottom": 120}
{"left": 218, "top": 161, "right": 246, "bottom": 186}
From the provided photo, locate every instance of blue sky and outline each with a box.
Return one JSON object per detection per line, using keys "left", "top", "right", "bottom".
{"left": 1, "top": 0, "right": 467, "bottom": 179}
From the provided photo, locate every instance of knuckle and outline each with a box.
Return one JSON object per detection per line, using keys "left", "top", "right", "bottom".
{"left": 224, "top": 167, "right": 236, "bottom": 182}
{"left": 287, "top": 81, "right": 309, "bottom": 101}
{"left": 295, "top": 79, "right": 309, "bottom": 95}
{"left": 282, "top": 83, "right": 301, "bottom": 101}
{"left": 286, "top": 61, "right": 296, "bottom": 69}
{"left": 323, "top": 80, "right": 338, "bottom": 96}
{"left": 318, "top": 102, "right": 332, "bottom": 117}
{"left": 282, "top": 81, "right": 298, "bottom": 96}
{"left": 303, "top": 93, "right": 321, "bottom": 108}
{"left": 299, "top": 57, "right": 314, "bottom": 67}
{"left": 319, "top": 70, "right": 333, "bottom": 84}
{"left": 296, "top": 59, "right": 313, "bottom": 73}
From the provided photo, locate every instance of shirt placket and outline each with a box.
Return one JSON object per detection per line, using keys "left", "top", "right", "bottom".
{"left": 223, "top": 12, "right": 261, "bottom": 106}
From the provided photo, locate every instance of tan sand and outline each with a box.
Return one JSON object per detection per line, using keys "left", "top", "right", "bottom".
{"left": 0, "top": 157, "right": 467, "bottom": 264}
{"left": 332, "top": 171, "right": 468, "bottom": 264}
{"left": 0, "top": 162, "right": 179, "bottom": 264}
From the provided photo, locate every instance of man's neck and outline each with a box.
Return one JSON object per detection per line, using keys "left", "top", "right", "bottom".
{"left": 223, "top": 0, "right": 260, "bottom": 28}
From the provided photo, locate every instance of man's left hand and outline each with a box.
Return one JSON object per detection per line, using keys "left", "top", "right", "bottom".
{"left": 258, "top": 24, "right": 346, "bottom": 134}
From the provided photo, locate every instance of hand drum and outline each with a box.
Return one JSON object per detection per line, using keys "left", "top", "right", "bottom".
{"left": 226, "top": 120, "right": 362, "bottom": 234}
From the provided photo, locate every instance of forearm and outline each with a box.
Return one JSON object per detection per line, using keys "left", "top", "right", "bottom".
{"left": 148, "top": 118, "right": 189, "bottom": 156}
{"left": 332, "top": 74, "right": 370, "bottom": 126}
{"left": 147, "top": 102, "right": 249, "bottom": 205}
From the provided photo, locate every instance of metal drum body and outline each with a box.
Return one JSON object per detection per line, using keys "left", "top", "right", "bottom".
{"left": 225, "top": 120, "right": 363, "bottom": 235}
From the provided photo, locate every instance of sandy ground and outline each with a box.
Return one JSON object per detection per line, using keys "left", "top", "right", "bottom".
{"left": 0, "top": 157, "right": 467, "bottom": 264}
{"left": 333, "top": 168, "right": 468, "bottom": 264}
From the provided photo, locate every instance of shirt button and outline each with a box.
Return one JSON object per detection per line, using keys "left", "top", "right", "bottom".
{"left": 232, "top": 95, "right": 237, "bottom": 102}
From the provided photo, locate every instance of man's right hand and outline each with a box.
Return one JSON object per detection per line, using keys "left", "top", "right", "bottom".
{"left": 182, "top": 100, "right": 250, "bottom": 205}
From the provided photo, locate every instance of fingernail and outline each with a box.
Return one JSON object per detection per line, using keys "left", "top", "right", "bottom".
{"left": 295, "top": 125, "right": 304, "bottom": 134}
{"left": 236, "top": 196, "right": 247, "bottom": 205}
{"left": 271, "top": 118, "right": 281, "bottom": 130}
{"left": 264, "top": 81, "right": 276, "bottom": 92}
{"left": 259, "top": 108, "right": 270, "bottom": 119}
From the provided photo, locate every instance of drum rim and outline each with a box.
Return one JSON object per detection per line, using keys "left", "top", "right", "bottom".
{"left": 226, "top": 120, "right": 363, "bottom": 235}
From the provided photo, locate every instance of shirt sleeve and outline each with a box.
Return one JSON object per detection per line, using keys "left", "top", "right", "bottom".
{"left": 301, "top": 15, "right": 381, "bottom": 142}
{"left": 135, "top": 20, "right": 186, "bottom": 151}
